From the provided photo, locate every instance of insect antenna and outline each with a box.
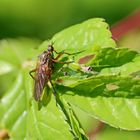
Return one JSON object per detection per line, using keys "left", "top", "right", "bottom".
{"left": 51, "top": 41, "right": 55, "bottom": 46}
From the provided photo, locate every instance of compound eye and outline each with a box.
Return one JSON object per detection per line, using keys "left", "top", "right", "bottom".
{"left": 48, "top": 45, "right": 53, "bottom": 51}
{"left": 48, "top": 47, "right": 51, "bottom": 51}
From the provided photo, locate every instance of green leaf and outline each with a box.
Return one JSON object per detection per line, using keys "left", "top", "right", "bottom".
{"left": 22, "top": 68, "right": 74, "bottom": 140}
{"left": 56, "top": 75, "right": 140, "bottom": 130}
{"left": 56, "top": 75, "right": 140, "bottom": 98}
{"left": 87, "top": 47, "right": 138, "bottom": 71}
{"left": 0, "top": 72, "right": 27, "bottom": 139}
{"left": 0, "top": 61, "right": 14, "bottom": 75}
{"left": 52, "top": 18, "right": 116, "bottom": 50}
{"left": 0, "top": 38, "right": 40, "bottom": 66}
{"left": 39, "top": 18, "right": 116, "bottom": 62}
{"left": 100, "top": 54, "right": 140, "bottom": 76}
{"left": 55, "top": 95, "right": 88, "bottom": 140}
{"left": 96, "top": 126, "right": 140, "bottom": 140}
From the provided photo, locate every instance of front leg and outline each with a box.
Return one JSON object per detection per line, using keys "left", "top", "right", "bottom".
{"left": 29, "top": 69, "right": 36, "bottom": 79}
{"left": 54, "top": 52, "right": 65, "bottom": 60}
{"left": 54, "top": 50, "right": 85, "bottom": 60}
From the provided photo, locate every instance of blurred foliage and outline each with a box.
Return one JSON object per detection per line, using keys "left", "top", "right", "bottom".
{"left": 0, "top": 0, "right": 140, "bottom": 39}
{"left": 0, "top": 38, "right": 41, "bottom": 97}
{"left": 119, "top": 29, "right": 140, "bottom": 52}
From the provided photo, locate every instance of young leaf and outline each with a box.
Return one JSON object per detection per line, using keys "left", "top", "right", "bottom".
{"left": 56, "top": 95, "right": 88, "bottom": 140}
{"left": 87, "top": 47, "right": 138, "bottom": 71}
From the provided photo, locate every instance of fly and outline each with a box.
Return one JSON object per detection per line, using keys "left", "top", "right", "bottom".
{"left": 29, "top": 44, "right": 75, "bottom": 101}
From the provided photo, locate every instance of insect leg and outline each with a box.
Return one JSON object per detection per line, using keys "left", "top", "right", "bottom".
{"left": 29, "top": 69, "right": 36, "bottom": 79}
{"left": 54, "top": 52, "right": 64, "bottom": 60}
{"left": 54, "top": 50, "right": 85, "bottom": 57}
{"left": 54, "top": 50, "right": 72, "bottom": 55}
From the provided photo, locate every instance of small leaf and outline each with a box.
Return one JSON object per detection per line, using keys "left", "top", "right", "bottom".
{"left": 88, "top": 47, "right": 138, "bottom": 71}
{"left": 56, "top": 95, "right": 88, "bottom": 140}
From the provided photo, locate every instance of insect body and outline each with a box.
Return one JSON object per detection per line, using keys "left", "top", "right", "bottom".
{"left": 30, "top": 45, "right": 72, "bottom": 101}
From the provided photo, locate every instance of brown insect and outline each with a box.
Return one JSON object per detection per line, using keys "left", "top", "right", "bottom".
{"left": 29, "top": 44, "right": 73, "bottom": 101}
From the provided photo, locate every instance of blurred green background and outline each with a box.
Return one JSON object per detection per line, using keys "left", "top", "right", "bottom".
{"left": 0, "top": 0, "right": 140, "bottom": 140}
{"left": 0, "top": 0, "right": 140, "bottom": 39}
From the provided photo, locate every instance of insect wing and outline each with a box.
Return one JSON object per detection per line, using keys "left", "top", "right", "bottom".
{"left": 34, "top": 63, "right": 48, "bottom": 101}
